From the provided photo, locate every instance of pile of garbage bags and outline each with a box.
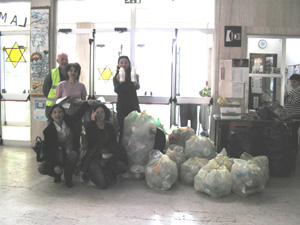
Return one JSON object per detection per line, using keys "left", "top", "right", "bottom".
{"left": 122, "top": 117, "right": 269, "bottom": 197}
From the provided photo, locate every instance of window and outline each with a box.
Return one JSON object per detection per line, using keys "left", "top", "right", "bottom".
{"left": 57, "top": 0, "right": 215, "bottom": 129}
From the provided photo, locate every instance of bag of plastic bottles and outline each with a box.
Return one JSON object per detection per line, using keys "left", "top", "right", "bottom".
{"left": 194, "top": 159, "right": 232, "bottom": 198}
{"left": 165, "top": 144, "right": 186, "bottom": 171}
{"left": 214, "top": 148, "right": 234, "bottom": 171}
{"left": 145, "top": 150, "right": 178, "bottom": 191}
{"left": 231, "top": 154, "right": 269, "bottom": 197}
{"left": 180, "top": 157, "right": 209, "bottom": 185}
{"left": 122, "top": 111, "right": 157, "bottom": 166}
{"left": 168, "top": 127, "right": 195, "bottom": 148}
{"left": 185, "top": 135, "right": 217, "bottom": 160}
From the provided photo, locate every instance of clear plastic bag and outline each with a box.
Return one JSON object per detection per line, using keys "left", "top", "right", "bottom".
{"left": 231, "top": 154, "right": 269, "bottom": 197}
{"left": 145, "top": 150, "right": 178, "bottom": 191}
{"left": 122, "top": 111, "right": 157, "bottom": 166}
{"left": 165, "top": 144, "right": 186, "bottom": 171}
{"left": 194, "top": 159, "right": 232, "bottom": 198}
{"left": 214, "top": 148, "right": 234, "bottom": 171}
{"left": 168, "top": 127, "right": 195, "bottom": 147}
{"left": 180, "top": 157, "right": 208, "bottom": 185}
{"left": 185, "top": 135, "right": 217, "bottom": 160}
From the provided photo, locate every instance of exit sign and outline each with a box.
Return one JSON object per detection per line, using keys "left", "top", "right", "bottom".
{"left": 125, "top": 0, "right": 141, "bottom": 3}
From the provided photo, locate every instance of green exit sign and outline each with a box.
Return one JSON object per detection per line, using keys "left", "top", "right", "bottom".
{"left": 125, "top": 0, "right": 141, "bottom": 3}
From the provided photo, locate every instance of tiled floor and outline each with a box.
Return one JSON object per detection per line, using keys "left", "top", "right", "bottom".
{"left": 0, "top": 145, "right": 300, "bottom": 225}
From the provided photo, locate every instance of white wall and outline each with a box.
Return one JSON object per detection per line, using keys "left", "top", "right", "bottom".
{"left": 286, "top": 39, "right": 300, "bottom": 66}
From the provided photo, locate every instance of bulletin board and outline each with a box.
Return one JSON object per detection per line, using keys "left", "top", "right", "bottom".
{"left": 30, "top": 7, "right": 50, "bottom": 96}
{"left": 219, "top": 59, "right": 249, "bottom": 98}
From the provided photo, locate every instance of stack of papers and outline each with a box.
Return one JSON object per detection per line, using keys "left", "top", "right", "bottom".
{"left": 56, "top": 96, "right": 71, "bottom": 109}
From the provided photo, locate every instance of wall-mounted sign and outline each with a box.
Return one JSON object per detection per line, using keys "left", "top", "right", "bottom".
{"left": 125, "top": 0, "right": 141, "bottom": 3}
{"left": 224, "top": 26, "right": 241, "bottom": 47}
{"left": 0, "top": 2, "right": 30, "bottom": 30}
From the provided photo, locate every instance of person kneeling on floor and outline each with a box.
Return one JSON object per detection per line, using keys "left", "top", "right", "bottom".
{"left": 38, "top": 99, "right": 96, "bottom": 188}
{"left": 81, "top": 104, "right": 128, "bottom": 189}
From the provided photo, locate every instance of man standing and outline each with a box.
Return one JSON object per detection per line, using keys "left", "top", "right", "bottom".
{"left": 43, "top": 53, "right": 68, "bottom": 118}
{"left": 284, "top": 74, "right": 300, "bottom": 170}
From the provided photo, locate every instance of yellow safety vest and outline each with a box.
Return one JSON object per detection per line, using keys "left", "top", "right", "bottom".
{"left": 46, "top": 68, "right": 60, "bottom": 107}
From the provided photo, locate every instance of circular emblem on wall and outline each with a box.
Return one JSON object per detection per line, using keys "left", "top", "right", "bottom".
{"left": 258, "top": 39, "right": 267, "bottom": 49}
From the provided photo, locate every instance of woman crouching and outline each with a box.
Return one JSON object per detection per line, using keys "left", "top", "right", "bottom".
{"left": 81, "top": 104, "right": 128, "bottom": 189}
{"left": 38, "top": 99, "right": 95, "bottom": 188}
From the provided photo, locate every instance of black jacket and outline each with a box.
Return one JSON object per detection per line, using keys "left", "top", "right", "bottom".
{"left": 85, "top": 121, "right": 117, "bottom": 151}
{"left": 43, "top": 102, "right": 90, "bottom": 163}
{"left": 113, "top": 72, "right": 140, "bottom": 116}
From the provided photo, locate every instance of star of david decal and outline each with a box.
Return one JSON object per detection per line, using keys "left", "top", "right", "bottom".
{"left": 4, "top": 42, "right": 27, "bottom": 68}
{"left": 98, "top": 65, "right": 113, "bottom": 83}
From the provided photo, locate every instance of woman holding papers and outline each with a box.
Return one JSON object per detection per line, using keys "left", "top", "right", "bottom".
{"left": 55, "top": 63, "right": 87, "bottom": 115}
{"left": 55, "top": 63, "right": 88, "bottom": 158}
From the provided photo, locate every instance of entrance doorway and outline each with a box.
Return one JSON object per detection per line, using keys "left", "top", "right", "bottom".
{"left": 0, "top": 33, "right": 31, "bottom": 146}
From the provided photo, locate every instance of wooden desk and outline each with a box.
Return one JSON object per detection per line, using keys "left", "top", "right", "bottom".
{"left": 213, "top": 114, "right": 294, "bottom": 152}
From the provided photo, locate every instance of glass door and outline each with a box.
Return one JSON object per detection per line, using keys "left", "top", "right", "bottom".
{"left": 92, "top": 29, "right": 213, "bottom": 132}
{"left": 176, "top": 30, "right": 214, "bottom": 133}
{"left": 177, "top": 31, "right": 213, "bottom": 97}
{"left": 0, "top": 34, "right": 31, "bottom": 142}
{"left": 94, "top": 31, "right": 131, "bottom": 96}
{"left": 135, "top": 30, "right": 173, "bottom": 129}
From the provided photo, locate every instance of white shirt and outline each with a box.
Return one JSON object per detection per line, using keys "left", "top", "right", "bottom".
{"left": 53, "top": 121, "right": 71, "bottom": 139}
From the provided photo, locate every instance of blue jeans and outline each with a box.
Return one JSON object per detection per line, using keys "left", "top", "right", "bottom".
{"left": 38, "top": 151, "right": 78, "bottom": 181}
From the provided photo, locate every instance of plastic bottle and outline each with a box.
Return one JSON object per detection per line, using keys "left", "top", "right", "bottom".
{"left": 119, "top": 67, "right": 125, "bottom": 82}
{"left": 131, "top": 67, "right": 137, "bottom": 82}
{"left": 157, "top": 118, "right": 161, "bottom": 126}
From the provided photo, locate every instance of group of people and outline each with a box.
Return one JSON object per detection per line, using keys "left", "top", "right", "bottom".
{"left": 38, "top": 52, "right": 300, "bottom": 189}
{"left": 39, "top": 53, "right": 140, "bottom": 188}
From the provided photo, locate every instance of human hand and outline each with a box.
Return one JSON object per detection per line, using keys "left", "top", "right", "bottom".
{"left": 87, "top": 99, "right": 98, "bottom": 106}
{"left": 73, "top": 98, "right": 83, "bottom": 105}
{"left": 91, "top": 110, "right": 97, "bottom": 121}
{"left": 102, "top": 152, "right": 113, "bottom": 159}
{"left": 117, "top": 73, "right": 125, "bottom": 83}
{"left": 132, "top": 74, "right": 139, "bottom": 86}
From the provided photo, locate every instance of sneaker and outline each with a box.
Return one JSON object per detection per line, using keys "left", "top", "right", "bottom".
{"left": 54, "top": 166, "right": 63, "bottom": 174}
{"left": 65, "top": 180, "right": 73, "bottom": 188}
{"left": 73, "top": 166, "right": 80, "bottom": 176}
{"left": 106, "top": 170, "right": 117, "bottom": 183}
{"left": 82, "top": 173, "right": 89, "bottom": 183}
{"left": 54, "top": 176, "right": 61, "bottom": 183}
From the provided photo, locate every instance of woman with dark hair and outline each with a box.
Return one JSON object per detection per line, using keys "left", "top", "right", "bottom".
{"left": 38, "top": 99, "right": 95, "bottom": 188}
{"left": 113, "top": 56, "right": 140, "bottom": 142}
{"left": 55, "top": 63, "right": 87, "bottom": 157}
{"left": 82, "top": 104, "right": 128, "bottom": 189}
{"left": 55, "top": 62, "right": 87, "bottom": 115}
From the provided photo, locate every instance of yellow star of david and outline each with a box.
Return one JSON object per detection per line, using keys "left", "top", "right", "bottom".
{"left": 4, "top": 42, "right": 27, "bottom": 68}
{"left": 98, "top": 65, "right": 113, "bottom": 83}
